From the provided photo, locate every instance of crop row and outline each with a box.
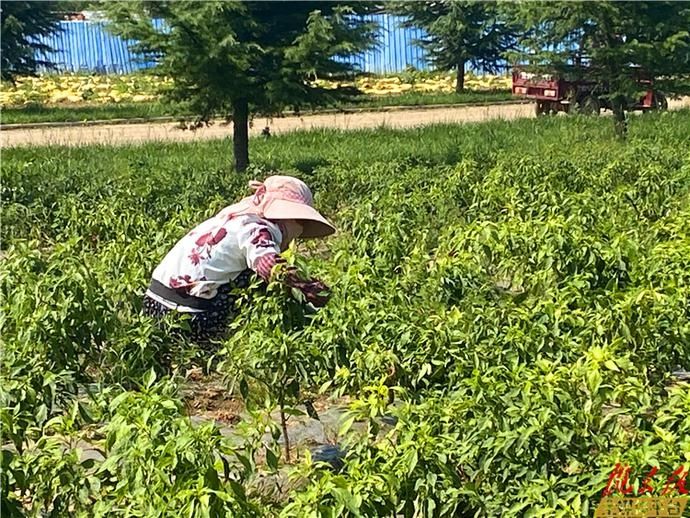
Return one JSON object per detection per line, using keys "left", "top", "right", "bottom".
{"left": 1, "top": 111, "right": 689, "bottom": 516}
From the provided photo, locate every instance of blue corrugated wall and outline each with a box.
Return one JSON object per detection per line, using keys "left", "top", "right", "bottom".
{"left": 35, "top": 15, "right": 498, "bottom": 75}
{"left": 36, "top": 19, "right": 164, "bottom": 74}
{"left": 339, "top": 14, "right": 429, "bottom": 74}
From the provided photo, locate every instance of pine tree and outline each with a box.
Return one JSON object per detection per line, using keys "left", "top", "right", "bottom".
{"left": 388, "top": 0, "right": 517, "bottom": 92}
{"left": 511, "top": 1, "right": 690, "bottom": 136}
{"left": 1, "top": 1, "right": 63, "bottom": 82}
{"left": 106, "top": 1, "right": 377, "bottom": 172}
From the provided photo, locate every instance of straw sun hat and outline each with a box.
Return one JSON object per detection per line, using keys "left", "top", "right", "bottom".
{"left": 235, "top": 175, "right": 335, "bottom": 238}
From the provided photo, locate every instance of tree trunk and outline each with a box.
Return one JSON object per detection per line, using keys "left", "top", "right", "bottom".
{"left": 455, "top": 59, "right": 465, "bottom": 93}
{"left": 612, "top": 96, "right": 627, "bottom": 139}
{"left": 232, "top": 98, "right": 249, "bottom": 172}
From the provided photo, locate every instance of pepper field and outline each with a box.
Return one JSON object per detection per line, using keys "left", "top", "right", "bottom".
{"left": 2, "top": 111, "right": 689, "bottom": 516}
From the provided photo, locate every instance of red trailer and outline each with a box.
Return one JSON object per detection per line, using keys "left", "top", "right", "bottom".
{"left": 512, "top": 68, "right": 668, "bottom": 116}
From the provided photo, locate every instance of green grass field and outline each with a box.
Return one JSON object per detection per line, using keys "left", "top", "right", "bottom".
{"left": 0, "top": 101, "right": 190, "bottom": 124}
{"left": 3, "top": 111, "right": 689, "bottom": 515}
{"left": 0, "top": 89, "right": 513, "bottom": 125}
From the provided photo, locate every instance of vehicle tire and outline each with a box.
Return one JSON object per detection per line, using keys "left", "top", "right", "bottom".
{"left": 652, "top": 91, "right": 668, "bottom": 111}
{"left": 576, "top": 96, "right": 601, "bottom": 116}
{"left": 536, "top": 101, "right": 557, "bottom": 116}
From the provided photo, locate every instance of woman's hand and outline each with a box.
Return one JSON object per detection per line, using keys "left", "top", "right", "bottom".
{"left": 285, "top": 271, "right": 330, "bottom": 307}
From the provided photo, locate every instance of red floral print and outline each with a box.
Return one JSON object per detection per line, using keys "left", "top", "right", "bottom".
{"left": 190, "top": 227, "right": 229, "bottom": 264}
{"left": 196, "top": 228, "right": 228, "bottom": 247}
{"left": 252, "top": 227, "right": 274, "bottom": 249}
{"left": 188, "top": 249, "right": 202, "bottom": 265}
{"left": 195, "top": 232, "right": 213, "bottom": 247}
{"left": 151, "top": 215, "right": 283, "bottom": 301}
{"left": 251, "top": 227, "right": 271, "bottom": 244}
{"left": 209, "top": 228, "right": 227, "bottom": 245}
{"left": 169, "top": 275, "right": 194, "bottom": 291}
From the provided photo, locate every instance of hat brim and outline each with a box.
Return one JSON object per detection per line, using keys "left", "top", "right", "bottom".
{"left": 264, "top": 199, "right": 336, "bottom": 238}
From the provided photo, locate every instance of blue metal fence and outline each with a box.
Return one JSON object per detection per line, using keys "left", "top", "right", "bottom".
{"left": 35, "top": 15, "right": 498, "bottom": 76}
{"left": 36, "top": 19, "right": 163, "bottom": 74}
{"left": 340, "top": 14, "right": 429, "bottom": 74}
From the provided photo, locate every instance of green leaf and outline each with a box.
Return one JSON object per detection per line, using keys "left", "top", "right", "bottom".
{"left": 81, "top": 458, "right": 96, "bottom": 469}
{"left": 239, "top": 379, "right": 249, "bottom": 400}
{"left": 603, "top": 360, "right": 620, "bottom": 372}
{"left": 331, "top": 487, "right": 362, "bottom": 515}
{"left": 143, "top": 368, "right": 157, "bottom": 389}
{"left": 339, "top": 415, "right": 356, "bottom": 437}
{"left": 266, "top": 448, "right": 279, "bottom": 471}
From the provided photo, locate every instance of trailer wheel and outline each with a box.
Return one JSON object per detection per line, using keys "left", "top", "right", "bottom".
{"left": 576, "top": 96, "right": 601, "bottom": 116}
{"left": 652, "top": 92, "right": 668, "bottom": 111}
{"left": 536, "top": 101, "right": 557, "bottom": 116}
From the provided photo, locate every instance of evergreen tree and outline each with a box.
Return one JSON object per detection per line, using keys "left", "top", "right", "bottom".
{"left": 511, "top": 1, "right": 690, "bottom": 136}
{"left": 388, "top": 0, "right": 517, "bottom": 92}
{"left": 1, "top": 1, "right": 63, "bottom": 82}
{"left": 106, "top": 1, "right": 377, "bottom": 172}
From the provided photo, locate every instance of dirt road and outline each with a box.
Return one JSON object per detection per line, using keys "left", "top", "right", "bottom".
{"left": 3, "top": 98, "right": 689, "bottom": 148}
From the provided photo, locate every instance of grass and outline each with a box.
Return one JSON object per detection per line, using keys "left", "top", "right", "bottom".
{"left": 0, "top": 89, "right": 513, "bottom": 125}
{"left": 0, "top": 101, "right": 190, "bottom": 125}
{"left": 4, "top": 109, "right": 688, "bottom": 174}
{"left": 340, "top": 89, "right": 513, "bottom": 109}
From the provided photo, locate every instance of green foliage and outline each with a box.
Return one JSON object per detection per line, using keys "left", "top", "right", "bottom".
{"left": 4, "top": 379, "right": 265, "bottom": 516}
{"left": 0, "top": 1, "right": 63, "bottom": 82}
{"left": 2, "top": 111, "right": 689, "bottom": 515}
{"left": 388, "top": 0, "right": 517, "bottom": 91}
{"left": 104, "top": 0, "right": 378, "bottom": 170}
{"left": 512, "top": 1, "right": 690, "bottom": 90}
{"left": 510, "top": 1, "right": 690, "bottom": 133}
{"left": 219, "top": 250, "right": 325, "bottom": 461}
{"left": 55, "top": 1, "right": 100, "bottom": 12}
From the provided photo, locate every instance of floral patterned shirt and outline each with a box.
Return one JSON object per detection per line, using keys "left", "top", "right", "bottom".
{"left": 149, "top": 213, "right": 283, "bottom": 306}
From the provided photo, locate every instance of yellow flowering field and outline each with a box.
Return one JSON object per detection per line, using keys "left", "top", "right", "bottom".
{"left": 0, "top": 73, "right": 511, "bottom": 107}
{"left": 0, "top": 74, "right": 171, "bottom": 106}
{"left": 320, "top": 72, "right": 511, "bottom": 95}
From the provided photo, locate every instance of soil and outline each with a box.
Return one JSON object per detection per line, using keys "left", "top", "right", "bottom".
{"left": 182, "top": 369, "right": 244, "bottom": 425}
{"left": 4, "top": 98, "right": 688, "bottom": 148}
{"left": 0, "top": 103, "right": 525, "bottom": 147}
{"left": 181, "top": 369, "right": 354, "bottom": 457}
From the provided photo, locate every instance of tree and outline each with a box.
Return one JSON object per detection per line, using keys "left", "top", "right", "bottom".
{"left": 510, "top": 1, "right": 690, "bottom": 136}
{"left": 1, "top": 1, "right": 63, "bottom": 82}
{"left": 57, "top": 1, "right": 99, "bottom": 11}
{"left": 388, "top": 0, "right": 517, "bottom": 92}
{"left": 105, "top": 1, "right": 377, "bottom": 172}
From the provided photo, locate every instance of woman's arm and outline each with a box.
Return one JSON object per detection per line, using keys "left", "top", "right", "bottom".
{"left": 238, "top": 219, "right": 330, "bottom": 306}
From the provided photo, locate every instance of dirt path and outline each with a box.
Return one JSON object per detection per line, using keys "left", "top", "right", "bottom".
{"left": 3, "top": 98, "right": 689, "bottom": 148}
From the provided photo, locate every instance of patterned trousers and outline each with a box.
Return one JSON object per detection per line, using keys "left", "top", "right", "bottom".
{"left": 142, "top": 270, "right": 254, "bottom": 350}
